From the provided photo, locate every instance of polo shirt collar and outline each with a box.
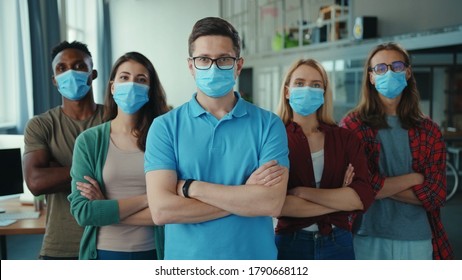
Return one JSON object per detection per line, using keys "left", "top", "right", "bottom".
{"left": 230, "top": 92, "right": 247, "bottom": 118}
{"left": 189, "top": 93, "right": 206, "bottom": 117}
{"left": 188, "top": 92, "right": 248, "bottom": 118}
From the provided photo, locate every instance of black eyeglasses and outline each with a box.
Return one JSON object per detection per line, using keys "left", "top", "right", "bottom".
{"left": 369, "top": 61, "right": 408, "bottom": 75}
{"left": 189, "top": 56, "right": 239, "bottom": 70}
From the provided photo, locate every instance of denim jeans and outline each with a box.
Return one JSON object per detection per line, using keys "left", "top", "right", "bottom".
{"left": 353, "top": 235, "right": 432, "bottom": 260}
{"left": 275, "top": 227, "right": 355, "bottom": 260}
{"left": 96, "top": 249, "right": 157, "bottom": 260}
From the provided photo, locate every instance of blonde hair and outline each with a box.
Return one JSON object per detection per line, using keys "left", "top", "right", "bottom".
{"left": 277, "top": 58, "right": 335, "bottom": 125}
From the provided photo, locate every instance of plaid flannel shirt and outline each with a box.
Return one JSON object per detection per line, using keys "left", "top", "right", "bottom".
{"left": 340, "top": 113, "right": 454, "bottom": 260}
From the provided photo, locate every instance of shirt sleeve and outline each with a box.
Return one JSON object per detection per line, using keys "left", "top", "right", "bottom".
{"left": 68, "top": 129, "right": 120, "bottom": 227}
{"left": 340, "top": 114, "right": 385, "bottom": 195}
{"left": 343, "top": 130, "right": 376, "bottom": 211}
{"left": 258, "top": 113, "right": 290, "bottom": 169}
{"left": 23, "top": 116, "right": 49, "bottom": 154}
{"left": 412, "top": 121, "right": 447, "bottom": 211}
{"left": 144, "top": 117, "right": 177, "bottom": 173}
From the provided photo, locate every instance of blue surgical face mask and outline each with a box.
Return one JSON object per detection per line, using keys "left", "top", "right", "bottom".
{"left": 55, "top": 70, "right": 91, "bottom": 100}
{"left": 113, "top": 82, "right": 150, "bottom": 114}
{"left": 374, "top": 70, "right": 407, "bottom": 99}
{"left": 195, "top": 65, "right": 236, "bottom": 98}
{"left": 289, "top": 86, "right": 325, "bottom": 116}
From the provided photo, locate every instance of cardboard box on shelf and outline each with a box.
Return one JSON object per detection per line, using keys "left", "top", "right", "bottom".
{"left": 318, "top": 4, "right": 348, "bottom": 41}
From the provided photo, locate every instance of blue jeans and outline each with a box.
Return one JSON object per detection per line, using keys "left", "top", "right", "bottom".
{"left": 96, "top": 249, "right": 157, "bottom": 260}
{"left": 353, "top": 235, "right": 433, "bottom": 260}
{"left": 276, "top": 227, "right": 355, "bottom": 260}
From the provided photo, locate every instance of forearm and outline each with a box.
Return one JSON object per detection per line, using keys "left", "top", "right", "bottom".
{"left": 26, "top": 166, "right": 71, "bottom": 195}
{"left": 292, "top": 187, "right": 363, "bottom": 211}
{"left": 376, "top": 173, "right": 424, "bottom": 199}
{"left": 280, "top": 195, "right": 338, "bottom": 217}
{"left": 120, "top": 208, "right": 155, "bottom": 226}
{"left": 118, "top": 195, "right": 150, "bottom": 220}
{"left": 146, "top": 170, "right": 230, "bottom": 225}
{"left": 189, "top": 168, "right": 288, "bottom": 217}
{"left": 390, "top": 189, "right": 422, "bottom": 205}
{"left": 151, "top": 191, "right": 230, "bottom": 224}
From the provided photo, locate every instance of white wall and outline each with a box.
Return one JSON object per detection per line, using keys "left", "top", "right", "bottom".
{"left": 109, "top": 0, "right": 220, "bottom": 108}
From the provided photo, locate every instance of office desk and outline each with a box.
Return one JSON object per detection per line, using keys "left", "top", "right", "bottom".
{"left": 0, "top": 197, "right": 46, "bottom": 260}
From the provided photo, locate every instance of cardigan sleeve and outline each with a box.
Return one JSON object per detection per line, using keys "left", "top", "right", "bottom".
{"left": 68, "top": 125, "right": 120, "bottom": 226}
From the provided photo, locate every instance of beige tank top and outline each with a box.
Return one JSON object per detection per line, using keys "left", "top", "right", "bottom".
{"left": 97, "top": 139, "right": 155, "bottom": 252}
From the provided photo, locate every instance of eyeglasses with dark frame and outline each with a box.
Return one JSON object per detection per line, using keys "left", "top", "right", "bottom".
{"left": 369, "top": 61, "right": 408, "bottom": 75}
{"left": 189, "top": 56, "right": 239, "bottom": 70}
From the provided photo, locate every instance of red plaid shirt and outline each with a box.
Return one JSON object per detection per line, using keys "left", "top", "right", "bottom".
{"left": 276, "top": 122, "right": 375, "bottom": 235}
{"left": 340, "top": 113, "right": 454, "bottom": 260}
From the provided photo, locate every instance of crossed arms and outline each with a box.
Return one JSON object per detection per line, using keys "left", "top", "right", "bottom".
{"left": 146, "top": 160, "right": 288, "bottom": 225}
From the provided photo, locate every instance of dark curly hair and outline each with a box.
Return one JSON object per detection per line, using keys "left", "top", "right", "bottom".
{"left": 51, "top": 40, "right": 92, "bottom": 61}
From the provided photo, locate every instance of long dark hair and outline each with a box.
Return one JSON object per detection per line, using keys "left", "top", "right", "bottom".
{"left": 350, "top": 42, "right": 424, "bottom": 129}
{"left": 103, "top": 52, "right": 169, "bottom": 151}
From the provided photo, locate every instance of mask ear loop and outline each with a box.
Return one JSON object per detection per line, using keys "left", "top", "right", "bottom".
{"left": 405, "top": 64, "right": 412, "bottom": 81}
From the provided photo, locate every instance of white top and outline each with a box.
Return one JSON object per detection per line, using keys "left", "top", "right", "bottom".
{"left": 311, "top": 149, "right": 324, "bottom": 188}
{"left": 303, "top": 149, "right": 324, "bottom": 232}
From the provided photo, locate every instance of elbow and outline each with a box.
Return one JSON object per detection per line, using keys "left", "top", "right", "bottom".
{"left": 70, "top": 210, "right": 90, "bottom": 227}
{"left": 70, "top": 207, "right": 91, "bottom": 227}
{"left": 151, "top": 215, "right": 167, "bottom": 226}
{"left": 73, "top": 216, "right": 89, "bottom": 227}
{"left": 269, "top": 207, "right": 283, "bottom": 218}
{"left": 345, "top": 186, "right": 366, "bottom": 211}
{"left": 350, "top": 200, "right": 364, "bottom": 211}
{"left": 150, "top": 208, "right": 168, "bottom": 226}
{"left": 267, "top": 196, "right": 285, "bottom": 217}
{"left": 345, "top": 195, "right": 365, "bottom": 211}
{"left": 26, "top": 179, "right": 44, "bottom": 196}
{"left": 69, "top": 200, "right": 94, "bottom": 227}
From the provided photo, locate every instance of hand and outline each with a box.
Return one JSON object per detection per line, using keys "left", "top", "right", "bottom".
{"left": 342, "top": 163, "right": 355, "bottom": 187}
{"left": 76, "top": 176, "right": 105, "bottom": 200}
{"left": 246, "top": 160, "right": 285, "bottom": 186}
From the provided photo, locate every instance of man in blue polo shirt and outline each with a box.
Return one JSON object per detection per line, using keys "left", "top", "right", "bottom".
{"left": 144, "top": 17, "right": 289, "bottom": 260}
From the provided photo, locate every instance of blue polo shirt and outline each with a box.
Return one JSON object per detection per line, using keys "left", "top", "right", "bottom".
{"left": 145, "top": 92, "right": 289, "bottom": 260}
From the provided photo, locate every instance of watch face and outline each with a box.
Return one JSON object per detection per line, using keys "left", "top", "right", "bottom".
{"left": 353, "top": 17, "right": 363, "bottom": 40}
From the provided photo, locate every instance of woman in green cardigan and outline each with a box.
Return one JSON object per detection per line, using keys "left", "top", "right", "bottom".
{"left": 68, "top": 52, "right": 169, "bottom": 260}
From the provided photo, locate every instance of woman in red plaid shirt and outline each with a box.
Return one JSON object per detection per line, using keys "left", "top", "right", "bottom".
{"left": 340, "top": 42, "right": 454, "bottom": 259}
{"left": 275, "top": 58, "right": 375, "bottom": 260}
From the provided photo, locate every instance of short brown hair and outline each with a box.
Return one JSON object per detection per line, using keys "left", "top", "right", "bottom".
{"left": 188, "top": 17, "right": 241, "bottom": 57}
